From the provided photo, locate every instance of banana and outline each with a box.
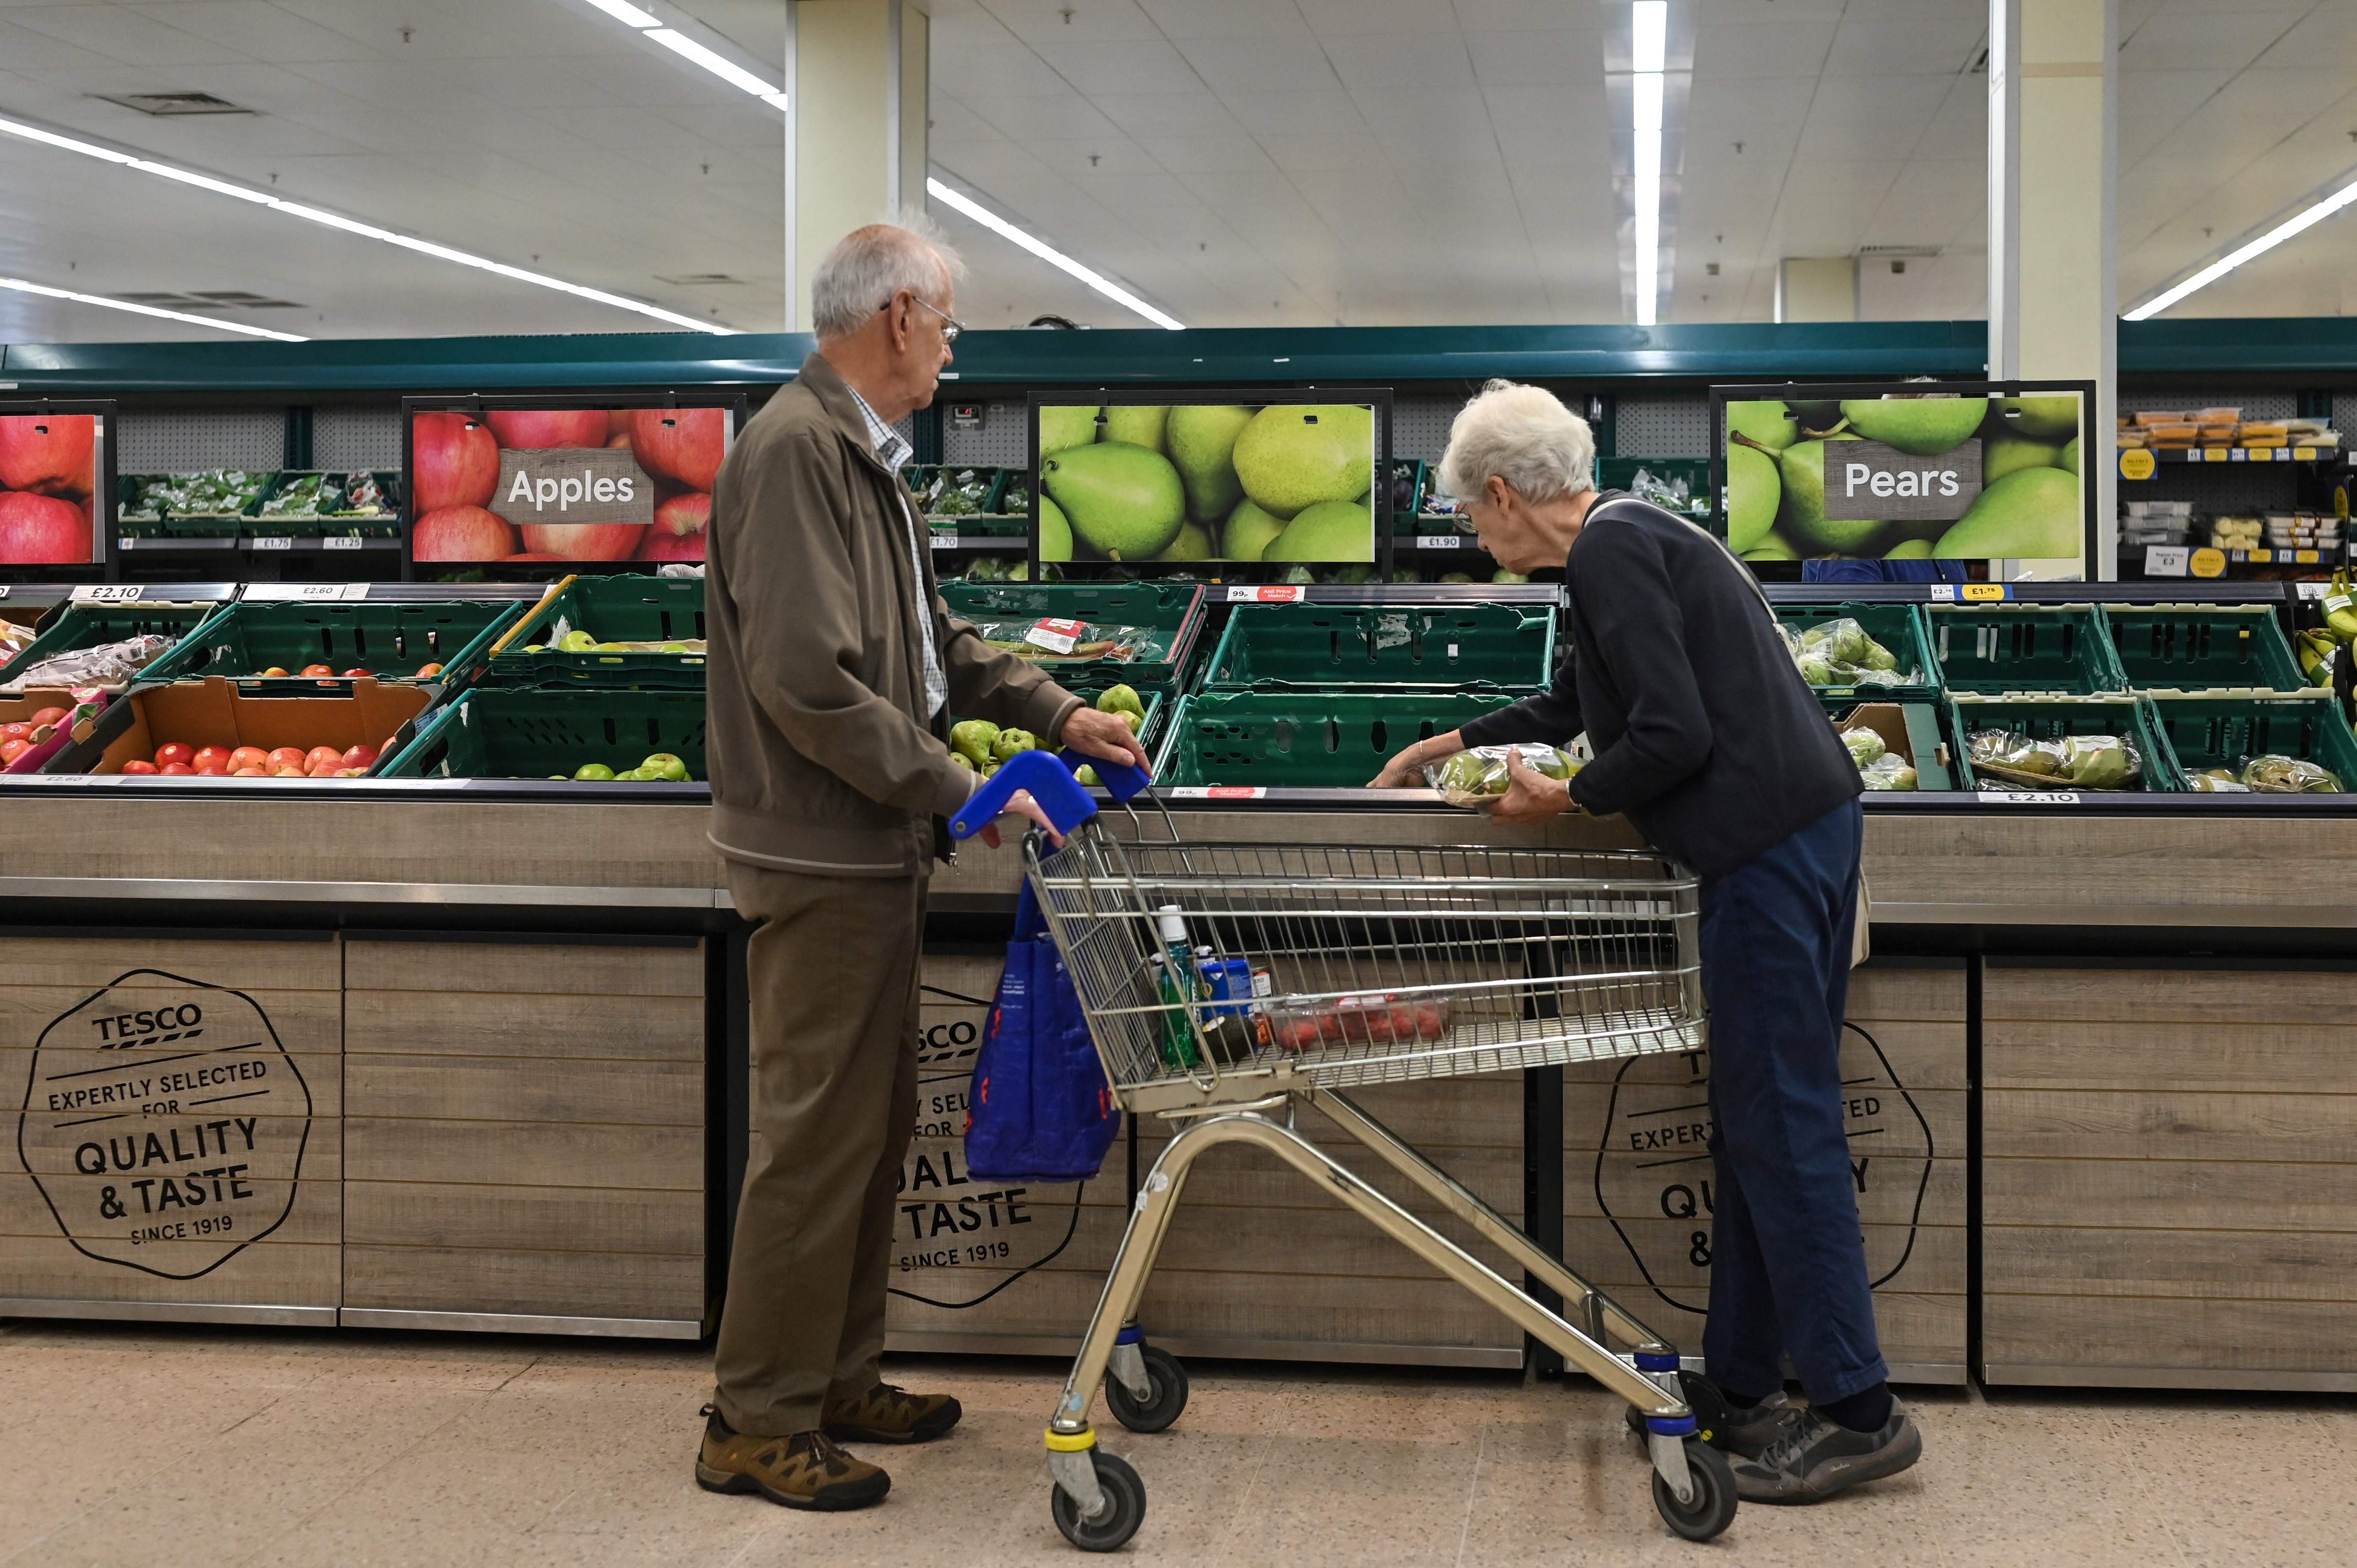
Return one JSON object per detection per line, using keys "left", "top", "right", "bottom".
{"left": 2324, "top": 568, "right": 2357, "bottom": 641}
{"left": 2299, "top": 629, "right": 2338, "bottom": 682}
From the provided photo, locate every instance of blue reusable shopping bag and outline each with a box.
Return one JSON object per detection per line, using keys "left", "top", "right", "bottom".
{"left": 964, "top": 879, "right": 1121, "bottom": 1184}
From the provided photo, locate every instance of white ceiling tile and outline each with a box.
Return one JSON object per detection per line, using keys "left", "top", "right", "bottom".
{"left": 1144, "top": 131, "right": 1277, "bottom": 174}
{"left": 1174, "top": 35, "right": 1342, "bottom": 96}
{"left": 1093, "top": 90, "right": 1244, "bottom": 139}
{"left": 1692, "top": 20, "right": 1836, "bottom": 79}
{"left": 960, "top": 91, "right": 1126, "bottom": 141}
{"left": 1455, "top": 0, "right": 1601, "bottom": 29}
{"left": 1324, "top": 32, "right": 1472, "bottom": 92}
{"left": 933, "top": 39, "right": 1074, "bottom": 98}
{"left": 1466, "top": 28, "right": 1599, "bottom": 88}
{"left": 125, "top": 1, "right": 382, "bottom": 64}
{"left": 1021, "top": 136, "right": 1163, "bottom": 178}
{"left": 981, "top": 0, "right": 1163, "bottom": 44}
{"left": 1221, "top": 87, "right": 1369, "bottom": 138}
{"left": 1298, "top": 0, "right": 1462, "bottom": 35}
{"left": 1260, "top": 132, "right": 1388, "bottom": 174}
{"left": 1134, "top": 0, "right": 1310, "bottom": 40}
{"left": 1030, "top": 38, "right": 1198, "bottom": 95}
{"left": 2120, "top": 11, "right": 2310, "bottom": 74}
{"left": 1822, "top": 16, "right": 1986, "bottom": 76}
{"left": 0, "top": 16, "right": 120, "bottom": 70}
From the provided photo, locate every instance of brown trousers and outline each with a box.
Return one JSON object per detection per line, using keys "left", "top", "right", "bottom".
{"left": 714, "top": 862, "right": 924, "bottom": 1435}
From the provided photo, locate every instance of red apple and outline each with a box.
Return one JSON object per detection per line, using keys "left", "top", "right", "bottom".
{"left": 193, "top": 745, "right": 232, "bottom": 772}
{"left": 120, "top": 759, "right": 159, "bottom": 775}
{"left": 259, "top": 666, "right": 291, "bottom": 678}
{"left": 412, "top": 412, "right": 501, "bottom": 512}
{"left": 0, "top": 491, "right": 91, "bottom": 565}
{"left": 519, "top": 521, "right": 638, "bottom": 561}
{"left": 605, "top": 432, "right": 633, "bottom": 450}
{"left": 414, "top": 504, "right": 518, "bottom": 562}
{"left": 30, "top": 707, "right": 68, "bottom": 728}
{"left": 300, "top": 663, "right": 335, "bottom": 677}
{"left": 340, "top": 743, "right": 380, "bottom": 772}
{"left": 414, "top": 662, "right": 444, "bottom": 678}
{"left": 634, "top": 527, "right": 705, "bottom": 563}
{"left": 342, "top": 668, "right": 370, "bottom": 678}
{"left": 231, "top": 766, "right": 266, "bottom": 777}
{"left": 159, "top": 762, "right": 194, "bottom": 776}
{"left": 228, "top": 745, "right": 269, "bottom": 773}
{"left": 193, "top": 760, "right": 228, "bottom": 776}
{"left": 630, "top": 407, "right": 726, "bottom": 491}
{"left": 653, "top": 491, "right": 709, "bottom": 536}
{"left": 304, "top": 745, "right": 345, "bottom": 774}
{"left": 266, "top": 746, "right": 307, "bottom": 770}
{"left": 485, "top": 409, "right": 609, "bottom": 450}
{"left": 0, "top": 722, "right": 27, "bottom": 743}
{"left": 499, "top": 552, "right": 567, "bottom": 561}
{"left": 155, "top": 742, "right": 195, "bottom": 768}
{"left": 0, "top": 738, "right": 28, "bottom": 765}
{"left": 0, "top": 413, "right": 94, "bottom": 496}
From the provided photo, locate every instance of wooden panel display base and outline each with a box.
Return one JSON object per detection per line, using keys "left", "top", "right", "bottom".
{"left": 1, "top": 935, "right": 343, "bottom": 1320}
{"left": 885, "top": 952, "right": 1526, "bottom": 1369}
{"left": 1562, "top": 959, "right": 1969, "bottom": 1385}
{"left": 1983, "top": 961, "right": 2357, "bottom": 1390}
{"left": 341, "top": 935, "right": 707, "bottom": 1335}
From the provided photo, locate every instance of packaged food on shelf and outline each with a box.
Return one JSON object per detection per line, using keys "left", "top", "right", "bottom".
{"left": 9, "top": 633, "right": 171, "bottom": 690}
{"left": 1423, "top": 742, "right": 1579, "bottom": 807}
{"left": 1968, "top": 728, "right": 2143, "bottom": 790}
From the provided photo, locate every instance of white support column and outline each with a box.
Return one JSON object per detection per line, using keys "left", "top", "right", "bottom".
{"left": 1989, "top": 0, "right": 2118, "bottom": 578}
{"left": 784, "top": 0, "right": 930, "bottom": 332}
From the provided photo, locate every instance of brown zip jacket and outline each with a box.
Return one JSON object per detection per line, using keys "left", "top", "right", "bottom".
{"left": 705, "top": 353, "right": 1082, "bottom": 877}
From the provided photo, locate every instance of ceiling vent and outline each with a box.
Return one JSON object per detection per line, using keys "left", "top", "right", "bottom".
{"left": 656, "top": 273, "right": 746, "bottom": 286}
{"left": 1856, "top": 246, "right": 1943, "bottom": 260}
{"left": 114, "top": 291, "right": 305, "bottom": 310}
{"left": 93, "top": 91, "right": 254, "bottom": 116}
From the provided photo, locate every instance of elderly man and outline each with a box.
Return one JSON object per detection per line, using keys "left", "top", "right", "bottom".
{"left": 1371, "top": 380, "right": 1921, "bottom": 1506}
{"left": 699, "top": 221, "right": 1149, "bottom": 1511}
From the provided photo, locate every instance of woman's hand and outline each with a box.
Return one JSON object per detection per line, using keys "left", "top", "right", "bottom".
{"left": 1485, "top": 748, "right": 1577, "bottom": 825}
{"left": 1369, "top": 727, "right": 1462, "bottom": 788}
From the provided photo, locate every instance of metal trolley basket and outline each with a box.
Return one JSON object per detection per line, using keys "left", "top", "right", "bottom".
{"left": 951, "top": 752, "right": 1739, "bottom": 1550}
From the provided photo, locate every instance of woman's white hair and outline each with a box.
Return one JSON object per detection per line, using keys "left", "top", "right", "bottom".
{"left": 1437, "top": 379, "right": 1596, "bottom": 504}
{"left": 810, "top": 216, "right": 967, "bottom": 340}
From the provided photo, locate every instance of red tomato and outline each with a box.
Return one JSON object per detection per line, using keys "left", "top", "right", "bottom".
{"left": 193, "top": 745, "right": 232, "bottom": 772}
{"left": 120, "top": 759, "right": 160, "bottom": 774}
{"left": 155, "top": 742, "right": 195, "bottom": 768}
{"left": 341, "top": 668, "right": 370, "bottom": 678}
{"left": 300, "top": 664, "right": 334, "bottom": 677}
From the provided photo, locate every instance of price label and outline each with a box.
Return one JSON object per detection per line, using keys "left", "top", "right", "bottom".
{"left": 1024, "top": 616, "right": 1086, "bottom": 655}
{"left": 72, "top": 584, "right": 143, "bottom": 603}
{"left": 2230, "top": 448, "right": 2250, "bottom": 463}
{"left": 321, "top": 535, "right": 366, "bottom": 552}
{"left": 2250, "top": 548, "right": 2275, "bottom": 563}
{"left": 1227, "top": 585, "right": 1304, "bottom": 603}
{"left": 1167, "top": 785, "right": 1267, "bottom": 799}
{"left": 1926, "top": 584, "right": 1956, "bottom": 601}
{"left": 2190, "top": 547, "right": 2227, "bottom": 579}
{"left": 1975, "top": 790, "right": 2080, "bottom": 805}
{"left": 244, "top": 582, "right": 367, "bottom": 603}
{"left": 2205, "top": 448, "right": 2230, "bottom": 463}
{"left": 2143, "top": 545, "right": 2190, "bottom": 576}
{"left": 0, "top": 585, "right": 9, "bottom": 597}
{"left": 2117, "top": 449, "right": 2156, "bottom": 481}
{"left": 2297, "top": 580, "right": 2335, "bottom": 600}
{"left": 929, "top": 533, "right": 959, "bottom": 550}
{"left": 2297, "top": 549, "right": 2320, "bottom": 564}
{"left": 1961, "top": 583, "right": 2008, "bottom": 601}
{"left": 116, "top": 537, "right": 135, "bottom": 550}
{"left": 1415, "top": 534, "right": 1462, "bottom": 550}
{"left": 248, "top": 536, "right": 294, "bottom": 551}
{"left": 2296, "top": 447, "right": 2319, "bottom": 461}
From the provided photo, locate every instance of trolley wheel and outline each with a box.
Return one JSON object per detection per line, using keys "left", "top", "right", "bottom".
{"left": 1651, "top": 1440, "right": 1738, "bottom": 1543}
{"left": 1623, "top": 1370, "right": 1732, "bottom": 1447}
{"left": 1050, "top": 1449, "right": 1147, "bottom": 1553}
{"left": 1106, "top": 1344, "right": 1189, "bottom": 1434}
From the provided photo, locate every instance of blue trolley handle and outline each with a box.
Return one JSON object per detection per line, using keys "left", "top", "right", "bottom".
{"left": 946, "top": 747, "right": 1152, "bottom": 840}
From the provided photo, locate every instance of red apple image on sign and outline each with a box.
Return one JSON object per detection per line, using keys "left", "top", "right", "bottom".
{"left": 519, "top": 521, "right": 639, "bottom": 561}
{"left": 631, "top": 408, "right": 726, "bottom": 492}
{"left": 635, "top": 527, "right": 706, "bottom": 562}
{"left": 412, "top": 413, "right": 500, "bottom": 513}
{"left": 414, "top": 504, "right": 518, "bottom": 562}
{"left": 0, "top": 492, "right": 91, "bottom": 564}
{"left": 0, "top": 412, "right": 98, "bottom": 564}
{"left": 485, "top": 409, "right": 608, "bottom": 450}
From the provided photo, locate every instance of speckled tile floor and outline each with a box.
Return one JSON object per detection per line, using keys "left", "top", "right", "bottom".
{"left": 0, "top": 1319, "right": 2349, "bottom": 1567}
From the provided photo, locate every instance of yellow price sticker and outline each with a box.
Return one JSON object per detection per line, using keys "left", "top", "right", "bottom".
{"left": 2190, "top": 547, "right": 2226, "bottom": 578}
{"left": 1961, "top": 583, "right": 2007, "bottom": 601}
{"left": 2204, "top": 448, "right": 2230, "bottom": 462}
{"left": 2296, "top": 447, "right": 2318, "bottom": 461}
{"left": 2118, "top": 448, "right": 2156, "bottom": 481}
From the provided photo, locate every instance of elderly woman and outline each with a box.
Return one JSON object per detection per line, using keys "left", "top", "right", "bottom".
{"left": 1372, "top": 380, "right": 1921, "bottom": 1505}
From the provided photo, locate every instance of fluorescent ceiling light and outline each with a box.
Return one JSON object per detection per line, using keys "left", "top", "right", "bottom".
{"left": 575, "top": 2, "right": 787, "bottom": 111}
{"left": 580, "top": 0, "right": 661, "bottom": 25}
{"left": 0, "top": 111, "right": 731, "bottom": 334}
{"left": 926, "top": 177, "right": 1184, "bottom": 331}
{"left": 0, "top": 277, "right": 308, "bottom": 341}
{"left": 1630, "top": 1, "right": 1667, "bottom": 328}
{"left": 2124, "top": 173, "right": 2357, "bottom": 320}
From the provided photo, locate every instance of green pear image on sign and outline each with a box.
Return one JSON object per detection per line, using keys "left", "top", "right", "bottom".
{"left": 888, "top": 968, "right": 1085, "bottom": 1311}
{"left": 1591, "top": 1025, "right": 1932, "bottom": 1315}
{"left": 18, "top": 971, "right": 310, "bottom": 1280}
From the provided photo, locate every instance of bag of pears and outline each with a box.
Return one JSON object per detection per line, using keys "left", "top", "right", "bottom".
{"left": 1422, "top": 743, "right": 1581, "bottom": 808}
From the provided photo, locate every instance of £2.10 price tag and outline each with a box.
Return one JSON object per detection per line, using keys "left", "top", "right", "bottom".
{"left": 71, "top": 584, "right": 143, "bottom": 603}
{"left": 1976, "top": 790, "right": 2080, "bottom": 805}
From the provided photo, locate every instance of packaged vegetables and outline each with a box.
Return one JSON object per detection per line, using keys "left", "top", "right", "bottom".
{"left": 974, "top": 620, "right": 1153, "bottom": 665}
{"left": 1423, "top": 742, "right": 1580, "bottom": 808}
{"left": 11, "top": 634, "right": 171, "bottom": 690}
{"left": 1968, "top": 728, "right": 2142, "bottom": 790}
{"left": 1781, "top": 617, "right": 1915, "bottom": 689}
{"left": 1839, "top": 727, "right": 1918, "bottom": 790}
{"left": 2190, "top": 755, "right": 2342, "bottom": 794}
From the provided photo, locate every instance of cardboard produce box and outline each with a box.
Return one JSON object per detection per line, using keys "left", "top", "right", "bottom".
{"left": 46, "top": 675, "right": 432, "bottom": 777}
{"left": 1829, "top": 700, "right": 1958, "bottom": 791}
{"left": 0, "top": 688, "right": 93, "bottom": 774}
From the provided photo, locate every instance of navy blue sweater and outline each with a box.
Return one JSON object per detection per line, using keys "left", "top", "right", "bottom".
{"left": 1457, "top": 494, "right": 1861, "bottom": 878}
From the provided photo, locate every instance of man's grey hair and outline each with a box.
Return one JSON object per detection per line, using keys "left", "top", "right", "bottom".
{"left": 809, "top": 217, "right": 967, "bottom": 340}
{"left": 1437, "top": 378, "right": 1597, "bottom": 504}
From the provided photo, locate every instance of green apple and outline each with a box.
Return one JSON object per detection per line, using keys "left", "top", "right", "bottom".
{"left": 642, "top": 752, "right": 690, "bottom": 782}
{"left": 557, "top": 630, "right": 599, "bottom": 653}
{"left": 574, "top": 762, "right": 615, "bottom": 781}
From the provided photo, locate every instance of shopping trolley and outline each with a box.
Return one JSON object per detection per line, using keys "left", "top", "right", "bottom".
{"left": 950, "top": 750, "right": 1738, "bottom": 1550}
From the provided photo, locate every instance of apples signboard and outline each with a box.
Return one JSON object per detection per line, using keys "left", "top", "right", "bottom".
{"left": 407, "top": 405, "right": 731, "bottom": 564}
{"left": 0, "top": 411, "right": 103, "bottom": 566}
{"left": 1716, "top": 382, "right": 2094, "bottom": 578}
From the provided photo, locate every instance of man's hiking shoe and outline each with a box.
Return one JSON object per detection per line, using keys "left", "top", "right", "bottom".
{"left": 697, "top": 1408, "right": 890, "bottom": 1510}
{"left": 823, "top": 1383, "right": 962, "bottom": 1445}
{"left": 1730, "top": 1402, "right": 1922, "bottom": 1504}
{"left": 1625, "top": 1385, "right": 1796, "bottom": 1458}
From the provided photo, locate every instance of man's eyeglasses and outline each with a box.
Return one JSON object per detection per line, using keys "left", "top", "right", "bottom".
{"left": 885, "top": 292, "right": 963, "bottom": 344}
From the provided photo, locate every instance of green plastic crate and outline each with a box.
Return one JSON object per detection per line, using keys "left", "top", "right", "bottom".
{"left": 0, "top": 600, "right": 228, "bottom": 692}
{"left": 1202, "top": 602, "right": 1555, "bottom": 692}
{"left": 940, "top": 580, "right": 1206, "bottom": 692}
{"left": 483, "top": 577, "right": 707, "bottom": 689}
{"left": 1928, "top": 603, "right": 2126, "bottom": 696}
{"left": 1155, "top": 690, "right": 1523, "bottom": 788}
{"left": 1822, "top": 697, "right": 1962, "bottom": 792}
{"left": 379, "top": 686, "right": 707, "bottom": 781}
{"left": 249, "top": 470, "right": 402, "bottom": 537}
{"left": 2103, "top": 604, "right": 2311, "bottom": 694}
{"left": 134, "top": 598, "right": 527, "bottom": 695}
{"left": 2145, "top": 692, "right": 2357, "bottom": 793}
{"left": 1779, "top": 602, "right": 1940, "bottom": 700}
{"left": 1948, "top": 694, "right": 2177, "bottom": 791}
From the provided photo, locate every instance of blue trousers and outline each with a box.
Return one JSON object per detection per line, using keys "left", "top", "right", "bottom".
{"left": 1697, "top": 796, "right": 1888, "bottom": 1405}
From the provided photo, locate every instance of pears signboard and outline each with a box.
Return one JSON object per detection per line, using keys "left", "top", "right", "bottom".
{"left": 1715, "top": 381, "right": 2093, "bottom": 576}
{"left": 1030, "top": 392, "right": 1389, "bottom": 576}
